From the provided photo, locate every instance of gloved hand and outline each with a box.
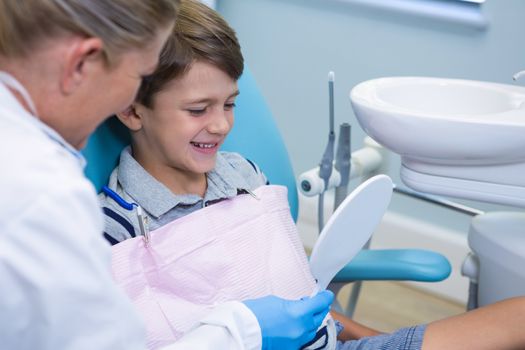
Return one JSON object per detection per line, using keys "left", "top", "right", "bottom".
{"left": 243, "top": 290, "right": 334, "bottom": 350}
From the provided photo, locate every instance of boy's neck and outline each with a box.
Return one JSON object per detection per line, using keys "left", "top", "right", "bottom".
{"left": 170, "top": 172, "right": 207, "bottom": 198}
{"left": 154, "top": 168, "right": 207, "bottom": 198}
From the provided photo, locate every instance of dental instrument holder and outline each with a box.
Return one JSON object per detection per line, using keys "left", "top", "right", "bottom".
{"left": 299, "top": 137, "right": 384, "bottom": 197}
{"left": 317, "top": 72, "right": 336, "bottom": 232}
{"left": 334, "top": 123, "right": 351, "bottom": 209}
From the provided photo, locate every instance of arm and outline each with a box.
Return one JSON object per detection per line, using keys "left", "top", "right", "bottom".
{"left": 330, "top": 310, "right": 382, "bottom": 341}
{"left": 163, "top": 292, "right": 335, "bottom": 350}
{"left": 160, "top": 302, "right": 262, "bottom": 350}
{"left": 422, "top": 296, "right": 525, "bottom": 350}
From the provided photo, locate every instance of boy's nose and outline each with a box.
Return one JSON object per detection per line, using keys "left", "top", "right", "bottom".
{"left": 208, "top": 111, "right": 232, "bottom": 134}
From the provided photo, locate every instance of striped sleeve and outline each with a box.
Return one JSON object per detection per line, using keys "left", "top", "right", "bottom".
{"left": 98, "top": 194, "right": 137, "bottom": 245}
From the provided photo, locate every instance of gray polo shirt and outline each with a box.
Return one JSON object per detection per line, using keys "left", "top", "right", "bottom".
{"left": 98, "top": 146, "right": 267, "bottom": 244}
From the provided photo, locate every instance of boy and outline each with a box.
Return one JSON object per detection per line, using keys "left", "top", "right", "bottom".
{"left": 100, "top": 1, "right": 525, "bottom": 349}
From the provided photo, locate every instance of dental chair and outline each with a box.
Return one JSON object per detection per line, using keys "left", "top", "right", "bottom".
{"left": 82, "top": 68, "right": 451, "bottom": 316}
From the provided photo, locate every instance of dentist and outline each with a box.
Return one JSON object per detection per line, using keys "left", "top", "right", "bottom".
{"left": 0, "top": 1, "right": 332, "bottom": 349}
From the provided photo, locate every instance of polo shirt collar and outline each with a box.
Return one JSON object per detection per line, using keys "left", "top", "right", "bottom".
{"left": 117, "top": 147, "right": 245, "bottom": 218}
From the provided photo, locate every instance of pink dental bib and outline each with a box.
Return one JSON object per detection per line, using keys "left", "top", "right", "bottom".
{"left": 111, "top": 185, "right": 317, "bottom": 349}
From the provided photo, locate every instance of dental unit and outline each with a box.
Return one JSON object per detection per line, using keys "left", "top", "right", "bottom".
{"left": 299, "top": 73, "right": 452, "bottom": 317}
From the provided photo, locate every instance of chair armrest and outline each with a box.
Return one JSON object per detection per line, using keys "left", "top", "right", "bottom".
{"left": 333, "top": 249, "right": 451, "bottom": 282}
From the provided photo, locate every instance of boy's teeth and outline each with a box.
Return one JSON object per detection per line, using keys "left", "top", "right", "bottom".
{"left": 192, "top": 142, "right": 215, "bottom": 149}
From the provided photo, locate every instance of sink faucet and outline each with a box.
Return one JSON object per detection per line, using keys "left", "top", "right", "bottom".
{"left": 512, "top": 70, "right": 525, "bottom": 81}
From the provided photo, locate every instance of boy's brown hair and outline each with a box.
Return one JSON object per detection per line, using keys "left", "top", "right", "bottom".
{"left": 136, "top": 0, "right": 244, "bottom": 108}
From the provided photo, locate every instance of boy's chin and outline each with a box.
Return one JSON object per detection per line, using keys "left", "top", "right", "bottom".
{"left": 188, "top": 153, "right": 218, "bottom": 174}
{"left": 194, "top": 162, "right": 216, "bottom": 175}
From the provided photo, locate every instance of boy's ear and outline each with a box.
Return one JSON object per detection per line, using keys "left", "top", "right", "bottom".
{"left": 116, "top": 104, "right": 143, "bottom": 131}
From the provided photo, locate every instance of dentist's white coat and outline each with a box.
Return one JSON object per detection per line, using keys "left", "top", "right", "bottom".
{"left": 0, "top": 81, "right": 261, "bottom": 350}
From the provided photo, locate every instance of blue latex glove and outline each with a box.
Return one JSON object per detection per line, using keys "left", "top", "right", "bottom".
{"left": 243, "top": 290, "right": 334, "bottom": 350}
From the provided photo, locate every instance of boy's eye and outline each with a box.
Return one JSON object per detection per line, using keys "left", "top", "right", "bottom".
{"left": 187, "top": 108, "right": 206, "bottom": 116}
{"left": 224, "top": 102, "right": 236, "bottom": 111}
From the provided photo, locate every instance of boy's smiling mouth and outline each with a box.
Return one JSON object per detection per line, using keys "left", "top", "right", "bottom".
{"left": 190, "top": 141, "right": 220, "bottom": 155}
{"left": 190, "top": 142, "right": 217, "bottom": 149}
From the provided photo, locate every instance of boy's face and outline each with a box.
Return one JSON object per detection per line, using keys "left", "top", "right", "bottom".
{"left": 136, "top": 60, "right": 238, "bottom": 177}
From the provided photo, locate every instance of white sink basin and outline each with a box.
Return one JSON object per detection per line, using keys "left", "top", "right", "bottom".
{"left": 350, "top": 77, "right": 525, "bottom": 207}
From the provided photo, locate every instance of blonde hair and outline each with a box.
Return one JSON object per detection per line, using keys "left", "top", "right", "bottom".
{"left": 0, "top": 0, "right": 179, "bottom": 64}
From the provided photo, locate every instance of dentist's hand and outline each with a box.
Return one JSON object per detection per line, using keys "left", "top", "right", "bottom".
{"left": 243, "top": 290, "right": 334, "bottom": 350}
